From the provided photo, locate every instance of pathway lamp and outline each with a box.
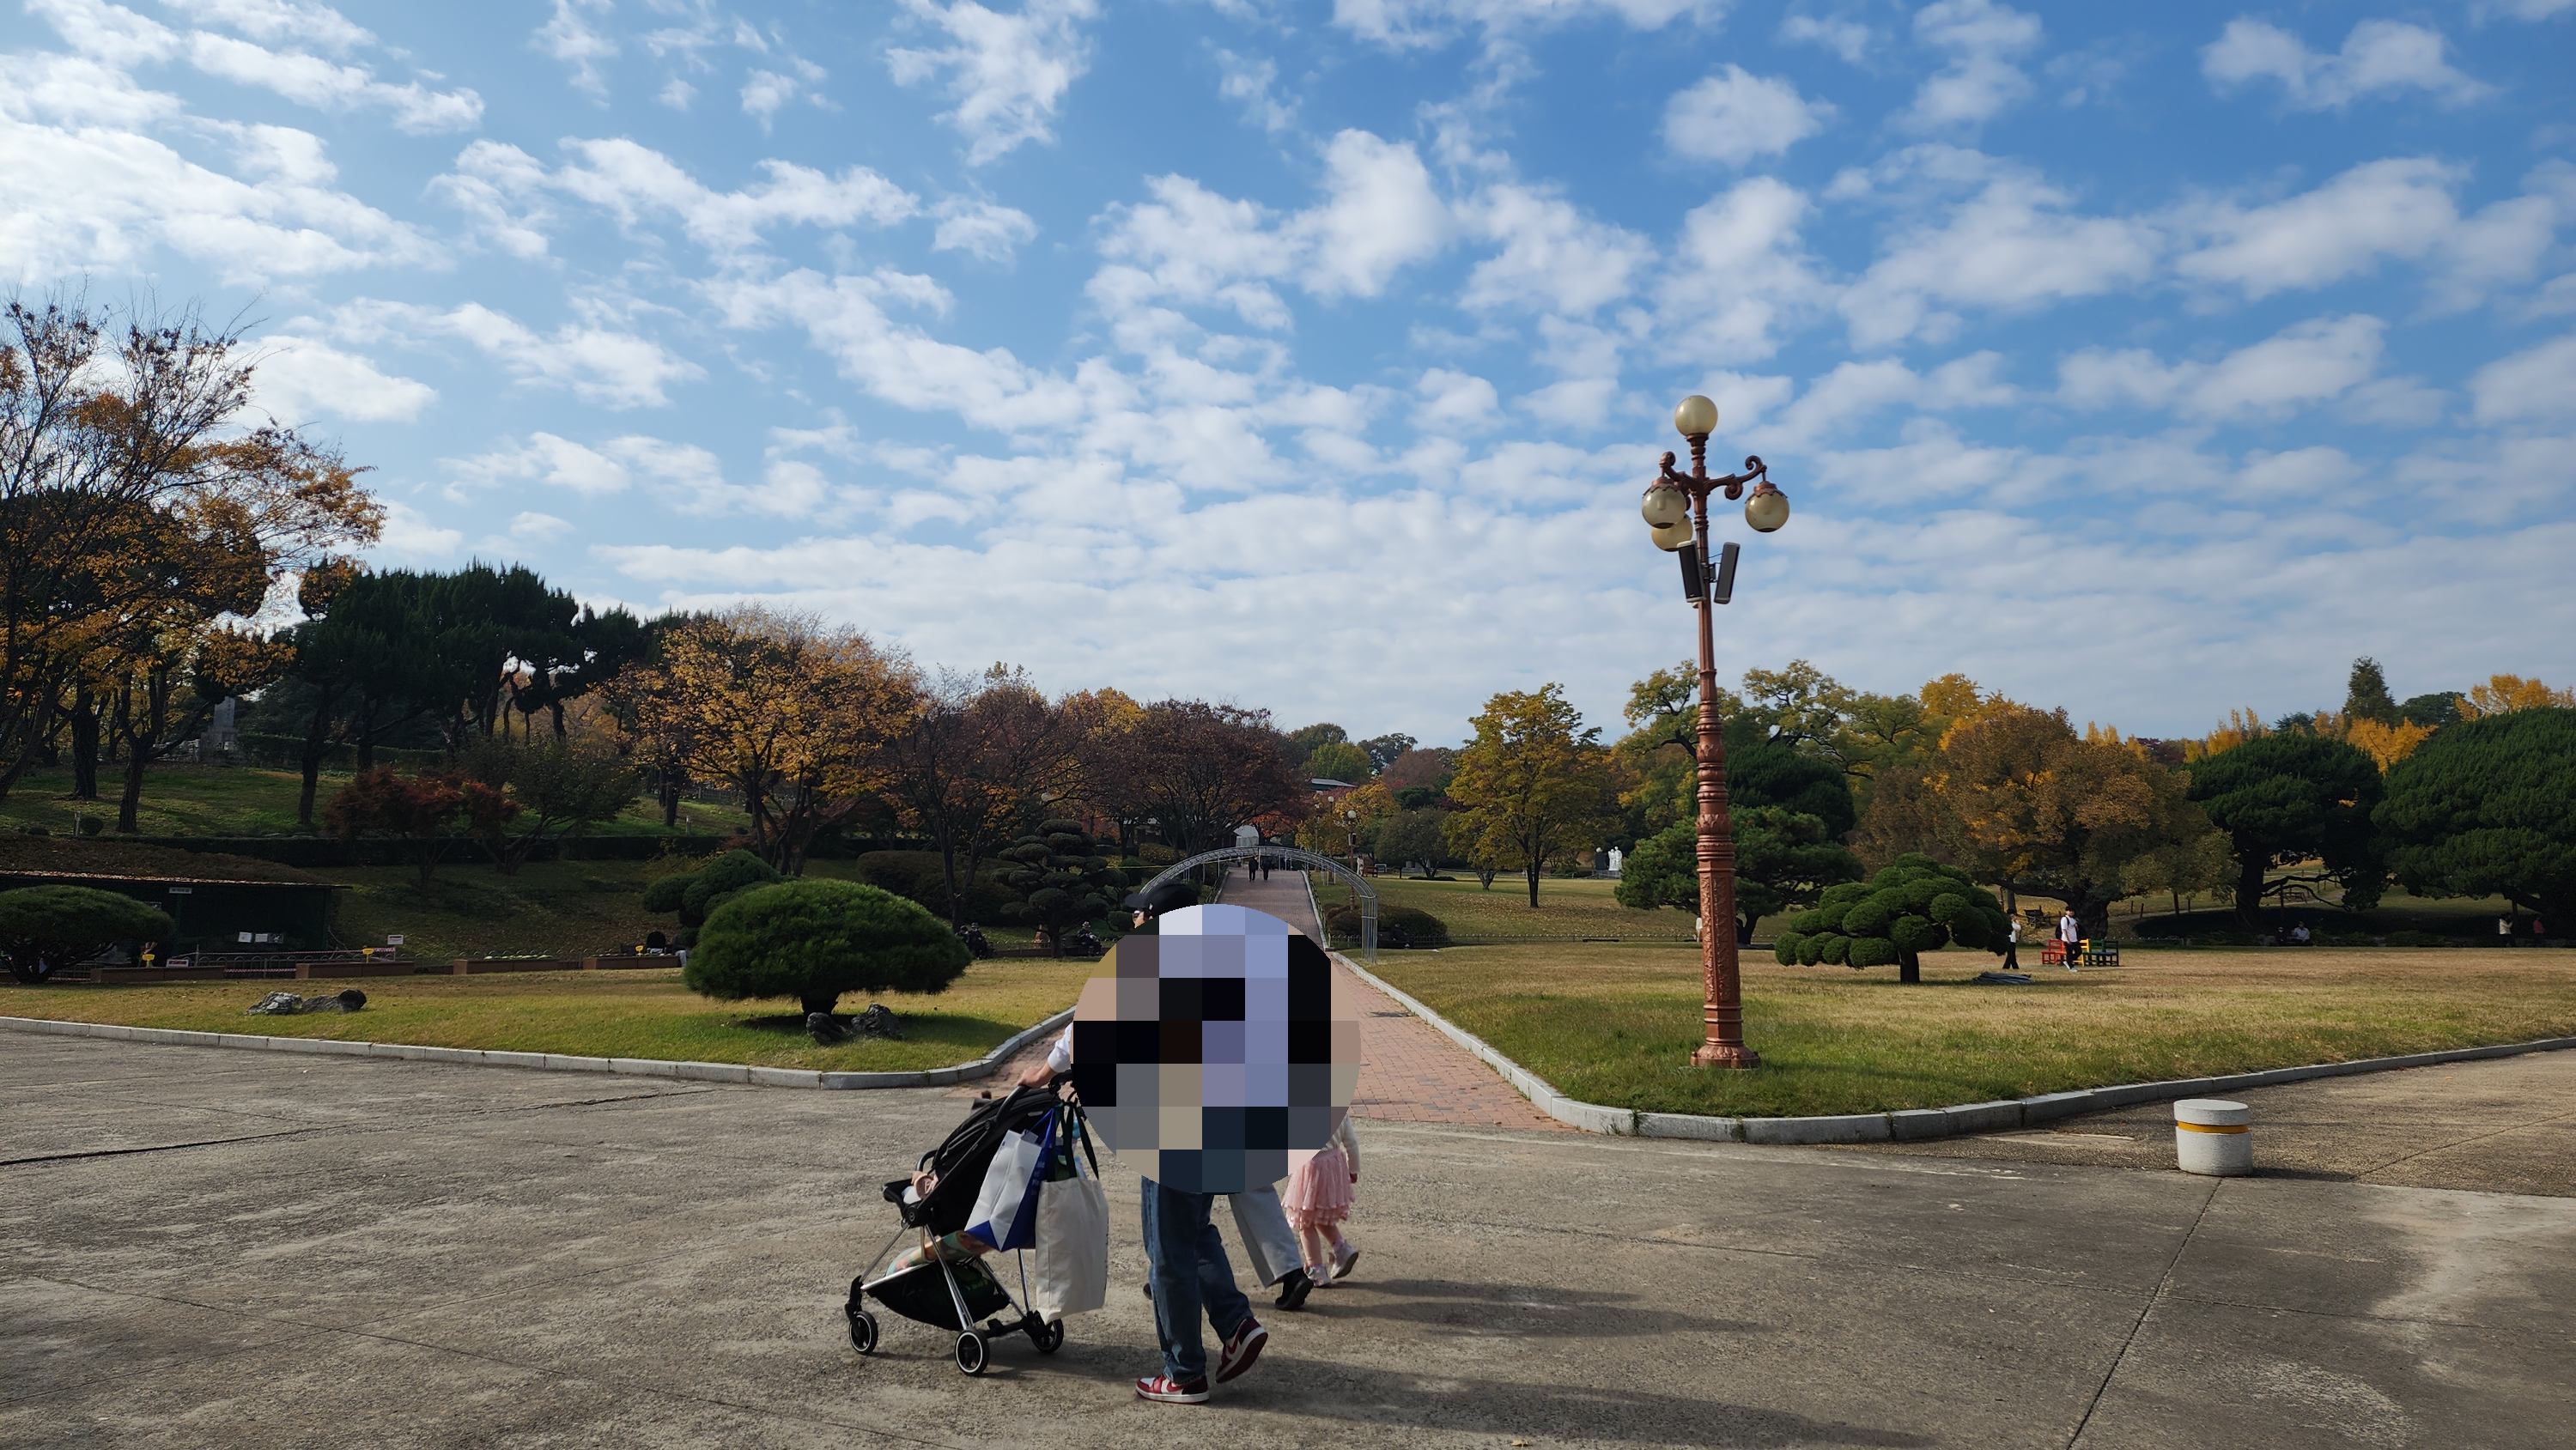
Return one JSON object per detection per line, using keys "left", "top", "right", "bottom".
{"left": 1638, "top": 394, "right": 1791, "bottom": 1071}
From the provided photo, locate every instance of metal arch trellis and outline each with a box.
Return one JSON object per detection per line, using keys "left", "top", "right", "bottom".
{"left": 1139, "top": 846, "right": 1376, "bottom": 966}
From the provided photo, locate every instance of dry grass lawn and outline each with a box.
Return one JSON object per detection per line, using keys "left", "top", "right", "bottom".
{"left": 0, "top": 957, "right": 1095, "bottom": 1071}
{"left": 1368, "top": 943, "right": 2576, "bottom": 1118}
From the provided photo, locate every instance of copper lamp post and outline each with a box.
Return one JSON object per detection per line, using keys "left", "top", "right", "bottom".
{"left": 1639, "top": 394, "right": 1789, "bottom": 1069}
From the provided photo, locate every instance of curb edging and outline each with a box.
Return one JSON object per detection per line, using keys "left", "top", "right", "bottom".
{"left": 0, "top": 1009, "right": 1076, "bottom": 1091}
{"left": 1331, "top": 954, "right": 2576, "bottom": 1145}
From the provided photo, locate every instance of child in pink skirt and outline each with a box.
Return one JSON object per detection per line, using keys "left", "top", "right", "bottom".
{"left": 1283, "top": 1114, "right": 1361, "bottom": 1285}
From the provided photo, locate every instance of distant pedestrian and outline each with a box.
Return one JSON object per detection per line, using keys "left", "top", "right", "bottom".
{"left": 2057, "top": 910, "right": 2079, "bottom": 971}
{"left": 2002, "top": 916, "right": 2020, "bottom": 971}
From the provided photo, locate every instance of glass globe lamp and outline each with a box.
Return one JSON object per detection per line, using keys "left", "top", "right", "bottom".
{"left": 1639, "top": 482, "right": 1689, "bottom": 530}
{"left": 1743, "top": 481, "right": 1790, "bottom": 533}
{"left": 1672, "top": 394, "right": 1719, "bottom": 438}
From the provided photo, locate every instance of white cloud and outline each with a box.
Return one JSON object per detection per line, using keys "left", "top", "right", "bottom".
{"left": 2202, "top": 18, "right": 2488, "bottom": 112}
{"left": 1461, "top": 185, "right": 1653, "bottom": 316}
{"left": 1216, "top": 51, "right": 1296, "bottom": 132}
{"left": 1090, "top": 130, "right": 1449, "bottom": 330}
{"left": 336, "top": 300, "right": 701, "bottom": 410}
{"left": 1328, "top": 0, "right": 1710, "bottom": 50}
{"left": 161, "top": 0, "right": 375, "bottom": 53}
{"left": 371, "top": 500, "right": 464, "bottom": 561}
{"left": 742, "top": 56, "right": 828, "bottom": 125}
{"left": 183, "top": 31, "right": 482, "bottom": 131}
{"left": 450, "top": 433, "right": 632, "bottom": 496}
{"left": 1838, "top": 150, "right": 2160, "bottom": 347}
{"left": 2177, "top": 157, "right": 2558, "bottom": 306}
{"left": 1658, "top": 177, "right": 1835, "bottom": 361}
{"left": 1753, "top": 352, "right": 2015, "bottom": 450}
{"left": 1905, "top": 0, "right": 2040, "bottom": 130}
{"left": 2469, "top": 331, "right": 2576, "bottom": 423}
{"left": 932, "top": 197, "right": 1039, "bottom": 262}
{"left": 434, "top": 138, "right": 918, "bottom": 259}
{"left": 536, "top": 0, "right": 617, "bottom": 98}
{"left": 2057, "top": 314, "right": 2387, "bottom": 422}
{"left": 709, "top": 269, "right": 1080, "bottom": 431}
{"left": 1779, "top": 13, "right": 1870, "bottom": 64}
{"left": 1663, "top": 65, "right": 1832, "bottom": 167}
{"left": 507, "top": 511, "right": 574, "bottom": 542}
{"left": 888, "top": 0, "right": 1098, "bottom": 165}
{"left": 1413, "top": 368, "right": 1498, "bottom": 428}
{"left": 250, "top": 334, "right": 436, "bottom": 422}
{"left": 0, "top": 107, "right": 440, "bottom": 285}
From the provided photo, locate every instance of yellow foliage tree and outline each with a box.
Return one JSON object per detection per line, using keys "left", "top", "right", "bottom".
{"left": 2458, "top": 675, "right": 2574, "bottom": 719}
{"left": 608, "top": 607, "right": 915, "bottom": 872}
{"left": 1443, "top": 683, "right": 1616, "bottom": 907}
{"left": 2343, "top": 717, "right": 2433, "bottom": 772}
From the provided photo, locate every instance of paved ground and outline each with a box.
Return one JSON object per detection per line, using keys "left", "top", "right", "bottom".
{"left": 9, "top": 1034, "right": 2573, "bottom": 1449}
{"left": 1846, "top": 1049, "right": 2576, "bottom": 1197}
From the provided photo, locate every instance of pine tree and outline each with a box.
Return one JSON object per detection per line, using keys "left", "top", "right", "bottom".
{"left": 2343, "top": 658, "right": 2399, "bottom": 726}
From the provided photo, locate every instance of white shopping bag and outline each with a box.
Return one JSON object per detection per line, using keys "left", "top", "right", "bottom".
{"left": 963, "top": 1116, "right": 1050, "bottom": 1252}
{"left": 1030, "top": 1153, "right": 1109, "bottom": 1320}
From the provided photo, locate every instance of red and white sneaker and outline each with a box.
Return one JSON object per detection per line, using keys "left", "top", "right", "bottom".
{"left": 1213, "top": 1317, "right": 1267, "bottom": 1384}
{"left": 1135, "top": 1374, "right": 1210, "bottom": 1404}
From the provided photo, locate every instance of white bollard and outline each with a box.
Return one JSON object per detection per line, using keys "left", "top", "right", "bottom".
{"left": 2174, "top": 1098, "right": 2253, "bottom": 1176}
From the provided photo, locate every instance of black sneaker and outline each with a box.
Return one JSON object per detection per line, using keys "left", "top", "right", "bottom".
{"left": 1274, "top": 1267, "right": 1314, "bottom": 1312}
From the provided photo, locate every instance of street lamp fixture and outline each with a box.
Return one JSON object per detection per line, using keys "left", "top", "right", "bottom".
{"left": 1640, "top": 394, "right": 1790, "bottom": 1071}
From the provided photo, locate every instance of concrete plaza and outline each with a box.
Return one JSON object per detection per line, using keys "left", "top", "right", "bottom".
{"left": 7, "top": 1032, "right": 2572, "bottom": 1449}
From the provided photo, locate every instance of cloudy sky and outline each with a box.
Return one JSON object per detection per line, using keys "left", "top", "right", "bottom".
{"left": 5, "top": 0, "right": 2572, "bottom": 743}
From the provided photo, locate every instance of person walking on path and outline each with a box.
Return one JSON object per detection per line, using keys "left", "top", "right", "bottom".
{"left": 2057, "top": 909, "right": 2080, "bottom": 971}
{"left": 2002, "top": 915, "right": 2021, "bottom": 971}
{"left": 1285, "top": 1114, "right": 1362, "bottom": 1287}
{"left": 1136, "top": 1180, "right": 1268, "bottom": 1402}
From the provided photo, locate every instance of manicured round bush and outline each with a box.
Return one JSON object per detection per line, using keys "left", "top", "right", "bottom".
{"left": 683, "top": 878, "right": 969, "bottom": 1017}
{"left": 0, "top": 886, "right": 172, "bottom": 984}
{"left": 1324, "top": 903, "right": 1449, "bottom": 946}
{"left": 1775, "top": 853, "right": 2008, "bottom": 983}
{"left": 642, "top": 849, "right": 781, "bottom": 944}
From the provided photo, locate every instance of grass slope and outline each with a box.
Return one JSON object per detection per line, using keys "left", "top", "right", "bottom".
{"left": 1370, "top": 943, "right": 2576, "bottom": 1119}
{"left": 0, "top": 761, "right": 750, "bottom": 838}
{"left": 1315, "top": 871, "right": 1695, "bottom": 942}
{"left": 2, "top": 957, "right": 1092, "bottom": 1071}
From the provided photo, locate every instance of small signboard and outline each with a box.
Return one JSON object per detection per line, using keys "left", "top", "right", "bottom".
{"left": 386, "top": 934, "right": 405, "bottom": 947}
{"left": 167, "top": 886, "right": 193, "bottom": 895}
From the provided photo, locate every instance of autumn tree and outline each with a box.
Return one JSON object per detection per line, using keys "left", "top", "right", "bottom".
{"left": 1093, "top": 700, "right": 1303, "bottom": 859}
{"left": 0, "top": 298, "right": 379, "bottom": 803}
{"left": 883, "top": 665, "right": 1092, "bottom": 926}
{"left": 324, "top": 768, "right": 487, "bottom": 889}
{"left": 2186, "top": 732, "right": 2385, "bottom": 927}
{"left": 1444, "top": 684, "right": 1616, "bottom": 907}
{"left": 451, "top": 735, "right": 640, "bottom": 875}
{"left": 2457, "top": 674, "right": 2575, "bottom": 719}
{"left": 605, "top": 608, "right": 914, "bottom": 873}
{"left": 1857, "top": 704, "right": 2214, "bottom": 937}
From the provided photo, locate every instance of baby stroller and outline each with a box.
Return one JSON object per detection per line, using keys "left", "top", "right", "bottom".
{"left": 845, "top": 1079, "right": 1099, "bottom": 1375}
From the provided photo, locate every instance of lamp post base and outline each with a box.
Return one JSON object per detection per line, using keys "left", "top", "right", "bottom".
{"left": 1691, "top": 1042, "right": 1760, "bottom": 1070}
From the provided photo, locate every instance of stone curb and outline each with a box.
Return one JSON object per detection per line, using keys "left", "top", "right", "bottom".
{"left": 1331, "top": 956, "right": 2576, "bottom": 1145}
{"left": 0, "top": 1009, "right": 1076, "bottom": 1091}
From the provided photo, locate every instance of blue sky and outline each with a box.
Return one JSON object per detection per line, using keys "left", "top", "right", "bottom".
{"left": 5, "top": 0, "right": 2572, "bottom": 744}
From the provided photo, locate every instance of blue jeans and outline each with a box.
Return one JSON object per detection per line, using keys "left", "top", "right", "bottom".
{"left": 1139, "top": 1179, "right": 1253, "bottom": 1383}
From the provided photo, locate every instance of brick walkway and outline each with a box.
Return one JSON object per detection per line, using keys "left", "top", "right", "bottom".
{"left": 963, "top": 867, "right": 1568, "bottom": 1131}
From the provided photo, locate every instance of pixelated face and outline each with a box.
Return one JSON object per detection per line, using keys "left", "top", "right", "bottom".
{"left": 1067, "top": 904, "right": 1361, "bottom": 1193}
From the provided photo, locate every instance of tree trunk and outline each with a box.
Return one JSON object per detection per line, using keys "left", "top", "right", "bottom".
{"left": 1898, "top": 947, "right": 1921, "bottom": 985}
{"left": 1525, "top": 858, "right": 1540, "bottom": 907}
{"left": 70, "top": 686, "right": 100, "bottom": 800}
{"left": 659, "top": 767, "right": 682, "bottom": 828}
{"left": 118, "top": 743, "right": 148, "bottom": 834}
{"left": 2233, "top": 848, "right": 2268, "bottom": 930}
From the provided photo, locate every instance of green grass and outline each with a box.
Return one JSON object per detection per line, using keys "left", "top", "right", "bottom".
{"left": 1314, "top": 871, "right": 1695, "bottom": 943}
{"left": 1369, "top": 943, "right": 2576, "bottom": 1118}
{"left": 0, "top": 761, "right": 750, "bottom": 838}
{"left": 1, "top": 957, "right": 1091, "bottom": 1071}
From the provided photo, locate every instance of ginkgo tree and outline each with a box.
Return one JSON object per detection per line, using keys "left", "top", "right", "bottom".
{"left": 1443, "top": 684, "right": 1616, "bottom": 907}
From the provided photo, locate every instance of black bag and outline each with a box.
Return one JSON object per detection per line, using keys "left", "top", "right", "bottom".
{"left": 882, "top": 1083, "right": 1061, "bottom": 1235}
{"left": 862, "top": 1257, "right": 1014, "bottom": 1331}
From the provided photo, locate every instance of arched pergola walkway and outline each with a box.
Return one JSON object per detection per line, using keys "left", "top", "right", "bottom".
{"left": 1140, "top": 846, "right": 1376, "bottom": 964}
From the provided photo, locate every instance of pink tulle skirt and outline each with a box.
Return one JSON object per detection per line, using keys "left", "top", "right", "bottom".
{"left": 1284, "top": 1144, "right": 1352, "bottom": 1229}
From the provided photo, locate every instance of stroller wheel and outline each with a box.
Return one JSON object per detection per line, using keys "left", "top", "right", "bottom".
{"left": 1029, "top": 1317, "right": 1065, "bottom": 1354}
{"left": 955, "top": 1331, "right": 990, "bottom": 1376}
{"left": 846, "top": 1307, "right": 878, "bottom": 1355}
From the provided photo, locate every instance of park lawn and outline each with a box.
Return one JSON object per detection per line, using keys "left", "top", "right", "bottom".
{"left": 0, "top": 761, "right": 750, "bottom": 838}
{"left": 1367, "top": 943, "right": 2576, "bottom": 1119}
{"left": 0, "top": 956, "right": 1095, "bottom": 1071}
{"left": 1315, "top": 871, "right": 1696, "bottom": 943}
{"left": 313, "top": 856, "right": 1039, "bottom": 962}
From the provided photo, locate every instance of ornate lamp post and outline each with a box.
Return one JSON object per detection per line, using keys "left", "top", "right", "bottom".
{"left": 1639, "top": 394, "right": 1790, "bottom": 1069}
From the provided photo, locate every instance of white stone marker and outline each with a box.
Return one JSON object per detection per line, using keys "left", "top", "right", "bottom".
{"left": 2174, "top": 1098, "right": 2253, "bottom": 1176}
